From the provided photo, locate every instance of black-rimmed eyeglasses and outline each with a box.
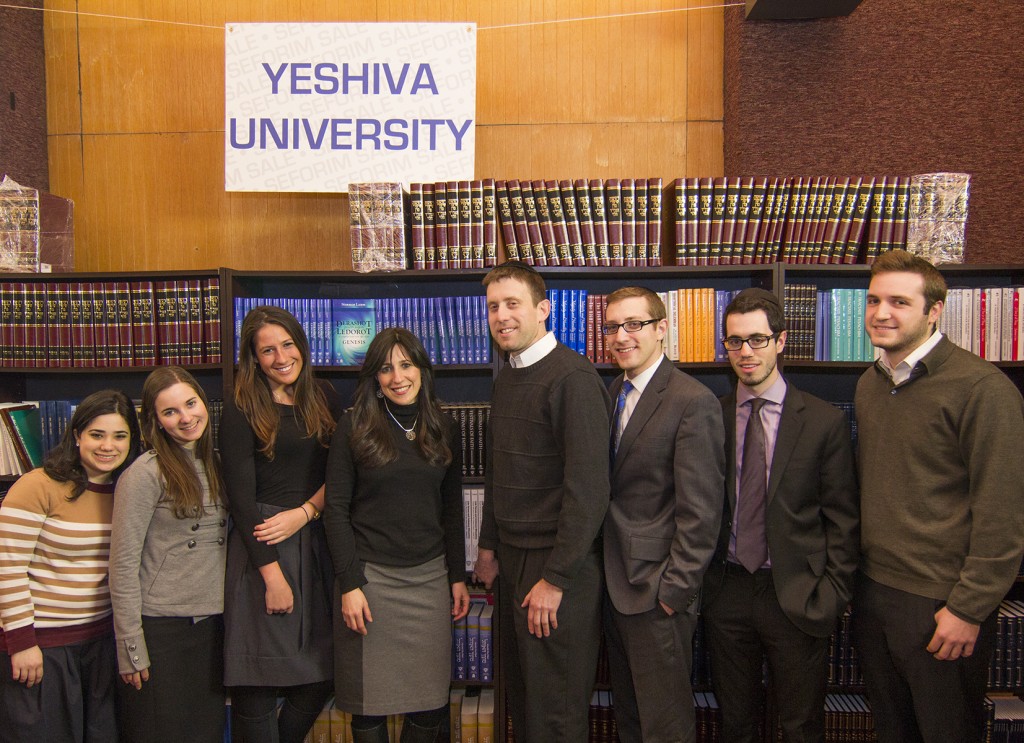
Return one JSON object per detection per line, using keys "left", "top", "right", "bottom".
{"left": 601, "top": 319, "right": 660, "bottom": 336}
{"left": 721, "top": 333, "right": 780, "bottom": 351}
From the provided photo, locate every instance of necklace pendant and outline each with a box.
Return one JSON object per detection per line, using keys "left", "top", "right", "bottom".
{"left": 406, "top": 430, "right": 416, "bottom": 441}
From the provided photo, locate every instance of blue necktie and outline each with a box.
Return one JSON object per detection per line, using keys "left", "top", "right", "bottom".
{"left": 612, "top": 380, "right": 634, "bottom": 454}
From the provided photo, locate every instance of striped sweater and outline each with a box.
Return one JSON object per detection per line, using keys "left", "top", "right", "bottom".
{"left": 0, "top": 468, "right": 115, "bottom": 654}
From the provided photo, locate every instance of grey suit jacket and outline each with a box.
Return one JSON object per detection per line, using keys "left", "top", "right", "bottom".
{"left": 603, "top": 356, "right": 725, "bottom": 616}
{"left": 703, "top": 383, "right": 860, "bottom": 637}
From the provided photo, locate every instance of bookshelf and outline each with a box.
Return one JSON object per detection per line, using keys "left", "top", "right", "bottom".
{"left": 2, "top": 261, "right": 1022, "bottom": 742}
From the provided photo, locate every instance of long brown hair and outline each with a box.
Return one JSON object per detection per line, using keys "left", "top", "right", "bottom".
{"left": 350, "top": 327, "right": 452, "bottom": 469}
{"left": 233, "top": 305, "right": 335, "bottom": 458}
{"left": 140, "top": 367, "right": 225, "bottom": 518}
{"left": 43, "top": 389, "right": 142, "bottom": 499}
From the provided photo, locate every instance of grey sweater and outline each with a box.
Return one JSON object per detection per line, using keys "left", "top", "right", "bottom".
{"left": 479, "top": 342, "right": 611, "bottom": 589}
{"left": 855, "top": 336, "right": 1024, "bottom": 624}
{"left": 109, "top": 450, "right": 228, "bottom": 674}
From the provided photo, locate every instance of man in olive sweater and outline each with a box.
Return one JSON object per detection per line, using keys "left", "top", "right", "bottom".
{"left": 854, "top": 250, "right": 1024, "bottom": 743}
{"left": 474, "top": 261, "right": 611, "bottom": 742}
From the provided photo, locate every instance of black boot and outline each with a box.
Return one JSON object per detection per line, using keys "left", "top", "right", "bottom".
{"left": 399, "top": 717, "right": 440, "bottom": 743}
{"left": 350, "top": 720, "right": 390, "bottom": 743}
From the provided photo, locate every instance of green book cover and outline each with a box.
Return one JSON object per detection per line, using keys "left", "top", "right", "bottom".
{"left": 331, "top": 299, "right": 375, "bottom": 366}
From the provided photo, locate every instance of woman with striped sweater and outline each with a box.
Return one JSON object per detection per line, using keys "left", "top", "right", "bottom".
{"left": 0, "top": 390, "right": 142, "bottom": 743}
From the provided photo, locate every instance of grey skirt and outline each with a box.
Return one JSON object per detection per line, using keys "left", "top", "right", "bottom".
{"left": 223, "top": 502, "right": 334, "bottom": 687}
{"left": 333, "top": 555, "right": 451, "bottom": 715}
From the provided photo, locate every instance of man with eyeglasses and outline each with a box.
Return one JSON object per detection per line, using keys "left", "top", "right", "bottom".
{"left": 601, "top": 286, "right": 724, "bottom": 743}
{"left": 702, "top": 287, "right": 859, "bottom": 743}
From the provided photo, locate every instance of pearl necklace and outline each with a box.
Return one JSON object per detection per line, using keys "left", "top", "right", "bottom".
{"left": 384, "top": 401, "right": 417, "bottom": 441}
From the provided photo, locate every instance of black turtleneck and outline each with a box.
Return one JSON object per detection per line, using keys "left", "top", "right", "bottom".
{"left": 324, "top": 399, "right": 466, "bottom": 592}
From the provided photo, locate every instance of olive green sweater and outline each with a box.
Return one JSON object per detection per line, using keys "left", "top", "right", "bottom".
{"left": 855, "top": 336, "right": 1024, "bottom": 624}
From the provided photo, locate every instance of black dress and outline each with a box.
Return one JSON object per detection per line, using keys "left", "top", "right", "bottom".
{"left": 220, "top": 381, "right": 342, "bottom": 686}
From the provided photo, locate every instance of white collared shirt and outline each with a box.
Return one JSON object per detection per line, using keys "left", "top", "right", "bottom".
{"left": 880, "top": 330, "right": 943, "bottom": 385}
{"left": 616, "top": 354, "right": 665, "bottom": 438}
{"left": 509, "top": 331, "right": 557, "bottom": 369}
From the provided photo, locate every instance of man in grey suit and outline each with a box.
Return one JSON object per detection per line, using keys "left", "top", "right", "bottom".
{"left": 702, "top": 288, "right": 859, "bottom": 743}
{"left": 602, "top": 286, "right": 725, "bottom": 743}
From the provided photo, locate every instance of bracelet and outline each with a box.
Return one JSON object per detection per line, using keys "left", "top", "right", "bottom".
{"left": 304, "top": 500, "right": 322, "bottom": 521}
{"left": 300, "top": 504, "right": 312, "bottom": 523}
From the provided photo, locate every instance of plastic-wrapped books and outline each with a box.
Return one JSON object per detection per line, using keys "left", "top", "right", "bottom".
{"left": 907, "top": 172, "right": 969, "bottom": 265}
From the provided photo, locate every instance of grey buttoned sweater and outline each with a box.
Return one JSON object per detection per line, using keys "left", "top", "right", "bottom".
{"left": 109, "top": 450, "right": 228, "bottom": 674}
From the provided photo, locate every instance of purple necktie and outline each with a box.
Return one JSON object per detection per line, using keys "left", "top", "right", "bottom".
{"left": 737, "top": 397, "right": 768, "bottom": 572}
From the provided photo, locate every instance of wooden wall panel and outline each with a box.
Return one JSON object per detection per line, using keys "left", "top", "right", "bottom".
{"left": 44, "top": 1, "right": 725, "bottom": 272}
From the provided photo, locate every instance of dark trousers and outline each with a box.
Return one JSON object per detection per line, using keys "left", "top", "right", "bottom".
{"left": 0, "top": 634, "right": 118, "bottom": 743}
{"left": 604, "top": 596, "right": 697, "bottom": 743}
{"left": 117, "top": 615, "right": 226, "bottom": 743}
{"left": 703, "top": 564, "right": 828, "bottom": 743}
{"left": 852, "top": 575, "right": 997, "bottom": 743}
{"left": 497, "top": 543, "right": 602, "bottom": 743}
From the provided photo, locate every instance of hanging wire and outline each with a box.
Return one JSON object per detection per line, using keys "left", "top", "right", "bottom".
{"left": 0, "top": 2, "right": 744, "bottom": 33}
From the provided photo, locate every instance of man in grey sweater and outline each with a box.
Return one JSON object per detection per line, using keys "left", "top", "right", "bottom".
{"left": 474, "top": 261, "right": 611, "bottom": 742}
{"left": 854, "top": 250, "right": 1024, "bottom": 743}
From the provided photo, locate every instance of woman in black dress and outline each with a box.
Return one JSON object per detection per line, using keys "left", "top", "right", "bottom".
{"left": 325, "top": 327, "right": 469, "bottom": 743}
{"left": 220, "top": 305, "right": 342, "bottom": 743}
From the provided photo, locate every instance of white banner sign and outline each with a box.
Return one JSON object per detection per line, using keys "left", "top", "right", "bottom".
{"left": 225, "top": 22, "right": 477, "bottom": 193}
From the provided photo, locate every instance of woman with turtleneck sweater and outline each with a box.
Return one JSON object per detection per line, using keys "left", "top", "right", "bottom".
{"left": 324, "top": 327, "right": 469, "bottom": 743}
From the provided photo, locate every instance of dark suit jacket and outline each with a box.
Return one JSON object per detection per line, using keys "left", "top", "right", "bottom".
{"left": 703, "top": 383, "right": 860, "bottom": 637}
{"left": 603, "top": 356, "right": 725, "bottom": 616}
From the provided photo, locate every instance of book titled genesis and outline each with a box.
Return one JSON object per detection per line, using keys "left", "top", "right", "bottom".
{"left": 332, "top": 299, "right": 376, "bottom": 366}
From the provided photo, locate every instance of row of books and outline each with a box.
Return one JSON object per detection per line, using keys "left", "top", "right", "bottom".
{"left": 450, "top": 688, "right": 497, "bottom": 743}
{"left": 938, "top": 287, "right": 1024, "bottom": 362}
{"left": 233, "top": 295, "right": 491, "bottom": 368}
{"left": 461, "top": 485, "right": 483, "bottom": 572}
{"left": 0, "top": 399, "right": 226, "bottom": 478}
{"left": 495, "top": 177, "right": 665, "bottom": 268}
{"left": 304, "top": 702, "right": 420, "bottom": 743}
{"left": 0, "top": 278, "right": 222, "bottom": 368}
{"left": 991, "top": 601, "right": 1024, "bottom": 691}
{"left": 673, "top": 175, "right": 916, "bottom": 267}
{"left": 784, "top": 285, "right": 878, "bottom": 362}
{"left": 443, "top": 403, "right": 489, "bottom": 479}
{"left": 408, "top": 180, "right": 499, "bottom": 271}
{"left": 990, "top": 696, "right": 1024, "bottom": 743}
{"left": 349, "top": 182, "right": 408, "bottom": 273}
{"left": 555, "top": 288, "right": 741, "bottom": 366}
{"left": 452, "top": 599, "right": 494, "bottom": 683}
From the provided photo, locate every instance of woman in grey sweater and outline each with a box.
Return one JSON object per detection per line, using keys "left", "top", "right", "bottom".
{"left": 109, "top": 366, "right": 229, "bottom": 743}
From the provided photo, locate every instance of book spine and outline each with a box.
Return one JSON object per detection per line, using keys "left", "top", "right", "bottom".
{"left": 742, "top": 177, "right": 766, "bottom": 265}
{"left": 471, "top": 179, "right": 486, "bottom": 268}
{"left": 410, "top": 183, "right": 426, "bottom": 270}
{"left": 421, "top": 183, "right": 436, "bottom": 269}
{"left": 647, "top": 177, "right": 663, "bottom": 267}
{"left": 892, "top": 176, "right": 910, "bottom": 251}
{"left": 481, "top": 179, "right": 497, "bottom": 267}
{"left": 560, "top": 179, "right": 585, "bottom": 267}
{"left": 545, "top": 179, "right": 571, "bottom": 266}
{"left": 696, "top": 177, "right": 713, "bottom": 266}
{"left": 459, "top": 180, "right": 474, "bottom": 268}
{"left": 864, "top": 175, "right": 888, "bottom": 264}
{"left": 634, "top": 177, "right": 649, "bottom": 267}
{"left": 521, "top": 180, "right": 546, "bottom": 266}
{"left": 620, "top": 178, "right": 637, "bottom": 267}
{"left": 673, "top": 178, "right": 686, "bottom": 266}
{"left": 575, "top": 179, "right": 598, "bottom": 267}
{"left": 821, "top": 177, "right": 850, "bottom": 264}
{"left": 494, "top": 179, "right": 517, "bottom": 261}
{"left": 708, "top": 177, "right": 727, "bottom": 266}
{"left": 844, "top": 177, "right": 876, "bottom": 264}
{"left": 432, "top": 182, "right": 449, "bottom": 269}
{"left": 720, "top": 176, "right": 740, "bottom": 265}
{"left": 605, "top": 179, "right": 623, "bottom": 267}
{"left": 447, "top": 180, "right": 462, "bottom": 269}
{"left": 589, "top": 179, "right": 610, "bottom": 267}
